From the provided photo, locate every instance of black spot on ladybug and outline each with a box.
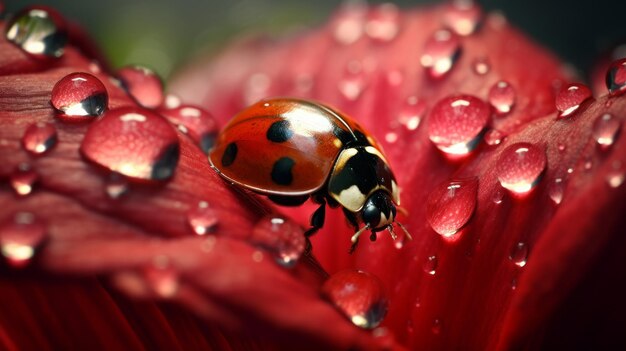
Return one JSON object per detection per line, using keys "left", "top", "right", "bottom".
{"left": 271, "top": 157, "right": 295, "bottom": 185}
{"left": 221, "top": 142, "right": 238, "bottom": 166}
{"left": 267, "top": 120, "right": 294, "bottom": 143}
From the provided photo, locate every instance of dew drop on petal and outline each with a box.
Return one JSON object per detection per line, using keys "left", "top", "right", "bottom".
{"left": 331, "top": 1, "right": 366, "bottom": 45}
{"left": 607, "top": 161, "right": 625, "bottom": 188}
{"left": 118, "top": 66, "right": 164, "bottom": 109}
{"left": 0, "top": 212, "right": 47, "bottom": 268}
{"left": 488, "top": 80, "right": 516, "bottom": 115}
{"left": 105, "top": 173, "right": 128, "bottom": 199}
{"left": 399, "top": 96, "right": 425, "bottom": 131}
{"left": 472, "top": 57, "right": 490, "bottom": 75}
{"left": 250, "top": 216, "right": 306, "bottom": 268}
{"left": 163, "top": 93, "right": 182, "bottom": 109}
{"left": 428, "top": 95, "right": 489, "bottom": 156}
{"left": 555, "top": 83, "right": 592, "bottom": 118}
{"left": 509, "top": 241, "right": 528, "bottom": 267}
{"left": 557, "top": 143, "right": 566, "bottom": 152}
{"left": 492, "top": 186, "right": 505, "bottom": 204}
{"left": 364, "top": 4, "right": 400, "bottom": 42}
{"left": 496, "top": 142, "right": 546, "bottom": 195}
{"left": 592, "top": 113, "right": 621, "bottom": 150}
{"left": 426, "top": 177, "right": 478, "bottom": 237}
{"left": 548, "top": 178, "right": 564, "bottom": 205}
{"left": 243, "top": 73, "right": 271, "bottom": 105}
{"left": 187, "top": 201, "right": 218, "bottom": 236}
{"left": 158, "top": 105, "right": 218, "bottom": 154}
{"left": 423, "top": 255, "right": 438, "bottom": 275}
{"left": 606, "top": 58, "right": 626, "bottom": 96}
{"left": 10, "top": 163, "right": 38, "bottom": 196}
{"left": 432, "top": 319, "right": 443, "bottom": 335}
{"left": 5, "top": 6, "right": 67, "bottom": 59}
{"left": 80, "top": 107, "right": 180, "bottom": 182}
{"left": 322, "top": 269, "right": 388, "bottom": 329}
{"left": 144, "top": 255, "right": 179, "bottom": 298}
{"left": 338, "top": 61, "right": 367, "bottom": 101}
{"left": 421, "top": 29, "right": 462, "bottom": 79}
{"left": 51, "top": 72, "right": 108, "bottom": 120}
{"left": 442, "top": 0, "right": 483, "bottom": 36}
{"left": 22, "top": 122, "right": 57, "bottom": 155}
{"left": 484, "top": 129, "right": 506, "bottom": 146}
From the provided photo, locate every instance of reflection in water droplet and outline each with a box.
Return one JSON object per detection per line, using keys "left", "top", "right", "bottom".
{"left": 5, "top": 7, "right": 67, "bottom": 59}
{"left": 187, "top": 201, "right": 218, "bottom": 235}
{"left": 250, "top": 216, "right": 306, "bottom": 267}
{"left": 548, "top": 178, "right": 564, "bottom": 205}
{"left": 144, "top": 255, "right": 179, "bottom": 298}
{"left": 509, "top": 242, "right": 528, "bottom": 267}
{"left": 428, "top": 95, "right": 489, "bottom": 156}
{"left": 556, "top": 83, "right": 592, "bottom": 118}
{"left": 158, "top": 105, "right": 218, "bottom": 154}
{"left": 364, "top": 4, "right": 400, "bottom": 42}
{"left": 488, "top": 80, "right": 516, "bottom": 115}
{"left": 22, "top": 122, "right": 57, "bottom": 155}
{"left": 421, "top": 29, "right": 462, "bottom": 79}
{"left": 427, "top": 177, "right": 478, "bottom": 237}
{"left": 80, "top": 107, "right": 180, "bottom": 182}
{"left": 118, "top": 65, "right": 164, "bottom": 108}
{"left": 484, "top": 129, "right": 506, "bottom": 146}
{"left": 423, "top": 255, "right": 438, "bottom": 275}
{"left": 496, "top": 142, "right": 546, "bottom": 195}
{"left": 105, "top": 173, "right": 128, "bottom": 199}
{"left": 10, "top": 163, "right": 38, "bottom": 196}
{"left": 0, "top": 212, "right": 47, "bottom": 268}
{"left": 51, "top": 72, "right": 108, "bottom": 120}
{"left": 606, "top": 58, "right": 626, "bottom": 96}
{"left": 592, "top": 113, "right": 621, "bottom": 150}
{"left": 322, "top": 269, "right": 388, "bottom": 329}
{"left": 443, "top": 0, "right": 483, "bottom": 36}
{"left": 472, "top": 57, "right": 490, "bottom": 75}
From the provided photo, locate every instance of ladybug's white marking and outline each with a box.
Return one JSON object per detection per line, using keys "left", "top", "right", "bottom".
{"left": 391, "top": 180, "right": 400, "bottom": 205}
{"left": 337, "top": 184, "right": 367, "bottom": 213}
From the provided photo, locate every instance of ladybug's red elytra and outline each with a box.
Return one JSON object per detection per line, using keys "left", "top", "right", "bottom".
{"left": 209, "top": 98, "right": 411, "bottom": 251}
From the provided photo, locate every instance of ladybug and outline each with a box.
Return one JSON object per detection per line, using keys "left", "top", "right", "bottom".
{"left": 209, "top": 98, "right": 411, "bottom": 251}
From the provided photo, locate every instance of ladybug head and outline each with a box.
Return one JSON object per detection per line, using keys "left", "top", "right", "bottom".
{"left": 361, "top": 190, "right": 397, "bottom": 230}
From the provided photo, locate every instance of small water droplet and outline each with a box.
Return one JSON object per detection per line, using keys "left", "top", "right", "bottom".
{"left": 5, "top": 7, "right": 67, "bottom": 59}
{"left": 472, "top": 57, "right": 490, "bottom": 75}
{"left": 492, "top": 186, "right": 505, "bottom": 204}
{"left": 607, "top": 162, "right": 625, "bottom": 188}
{"left": 385, "top": 132, "right": 398, "bottom": 144}
{"left": 22, "top": 122, "right": 57, "bottom": 155}
{"left": 338, "top": 61, "right": 367, "bottom": 101}
{"left": 244, "top": 73, "right": 271, "bottom": 105}
{"left": 421, "top": 29, "right": 462, "bottom": 79}
{"left": 0, "top": 212, "right": 47, "bottom": 268}
{"left": 496, "top": 142, "right": 546, "bottom": 195}
{"left": 443, "top": 0, "right": 483, "bottom": 36}
{"left": 80, "top": 107, "right": 180, "bottom": 182}
{"left": 556, "top": 83, "right": 592, "bottom": 118}
{"left": 509, "top": 241, "right": 528, "bottom": 267}
{"left": 584, "top": 159, "right": 593, "bottom": 171}
{"left": 488, "top": 80, "right": 515, "bottom": 115}
{"left": 398, "top": 96, "right": 425, "bottom": 131}
{"left": 158, "top": 105, "right": 218, "bottom": 154}
{"left": 606, "top": 58, "right": 626, "bottom": 96}
{"left": 423, "top": 255, "right": 438, "bottom": 275}
{"left": 557, "top": 143, "right": 566, "bottom": 152}
{"left": 144, "top": 255, "right": 179, "bottom": 298}
{"left": 484, "top": 129, "right": 506, "bottom": 146}
{"left": 10, "top": 163, "right": 38, "bottom": 196}
{"left": 105, "top": 173, "right": 128, "bottom": 199}
{"left": 251, "top": 250, "right": 264, "bottom": 262}
{"left": 322, "top": 269, "right": 388, "bottom": 329}
{"left": 187, "top": 201, "right": 218, "bottom": 235}
{"left": 164, "top": 94, "right": 182, "bottom": 109}
{"left": 427, "top": 177, "right": 478, "bottom": 237}
{"left": 118, "top": 65, "right": 164, "bottom": 108}
{"left": 548, "top": 178, "right": 564, "bottom": 205}
{"left": 592, "top": 113, "right": 621, "bottom": 150}
{"left": 428, "top": 95, "right": 489, "bottom": 156}
{"left": 250, "top": 216, "right": 306, "bottom": 267}
{"left": 51, "top": 72, "right": 108, "bottom": 120}
{"left": 511, "top": 278, "right": 517, "bottom": 290}
{"left": 364, "top": 4, "right": 400, "bottom": 42}
{"left": 331, "top": 1, "right": 366, "bottom": 44}
{"left": 432, "top": 319, "right": 442, "bottom": 335}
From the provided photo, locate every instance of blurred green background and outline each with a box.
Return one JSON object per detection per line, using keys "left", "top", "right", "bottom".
{"left": 6, "top": 0, "right": 626, "bottom": 81}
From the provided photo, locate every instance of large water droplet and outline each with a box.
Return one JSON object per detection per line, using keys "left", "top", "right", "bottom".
{"left": 158, "top": 105, "right": 218, "bottom": 154}
{"left": 427, "top": 177, "right": 478, "bottom": 237}
{"left": 428, "top": 95, "right": 489, "bottom": 156}
{"left": 606, "top": 58, "right": 626, "bottom": 96}
{"left": 51, "top": 72, "right": 108, "bottom": 120}
{"left": 322, "top": 269, "right": 388, "bottom": 329}
{"left": 364, "top": 4, "right": 400, "bottom": 42}
{"left": 187, "top": 201, "right": 218, "bottom": 236}
{"left": 10, "top": 163, "right": 38, "bottom": 196}
{"left": 548, "top": 178, "right": 564, "bottom": 205}
{"left": 80, "top": 107, "right": 180, "bottom": 182}
{"left": 421, "top": 29, "right": 462, "bottom": 79}
{"left": 592, "top": 113, "right": 621, "bottom": 150}
{"left": 423, "top": 255, "right": 438, "bottom": 275}
{"left": 556, "top": 83, "right": 592, "bottom": 118}
{"left": 443, "top": 0, "right": 483, "bottom": 36}
{"left": 488, "top": 80, "right": 516, "bottom": 115}
{"left": 0, "top": 212, "right": 47, "bottom": 268}
{"left": 22, "top": 122, "right": 57, "bottom": 155}
{"left": 509, "top": 241, "right": 528, "bottom": 267}
{"left": 496, "top": 142, "right": 546, "bottom": 195}
{"left": 144, "top": 255, "right": 179, "bottom": 298}
{"left": 250, "top": 216, "right": 306, "bottom": 268}
{"left": 118, "top": 66, "right": 164, "bottom": 108}
{"left": 331, "top": 1, "right": 366, "bottom": 45}
{"left": 5, "top": 6, "right": 67, "bottom": 59}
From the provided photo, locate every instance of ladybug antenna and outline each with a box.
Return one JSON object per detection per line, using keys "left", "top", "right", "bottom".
{"left": 350, "top": 224, "right": 370, "bottom": 244}
{"left": 386, "top": 224, "right": 398, "bottom": 241}
{"left": 396, "top": 221, "right": 413, "bottom": 241}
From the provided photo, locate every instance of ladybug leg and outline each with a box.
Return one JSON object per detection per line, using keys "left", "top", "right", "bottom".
{"left": 304, "top": 199, "right": 326, "bottom": 238}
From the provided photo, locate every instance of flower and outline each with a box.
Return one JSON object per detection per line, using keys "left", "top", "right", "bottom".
{"left": 1, "top": 2, "right": 626, "bottom": 351}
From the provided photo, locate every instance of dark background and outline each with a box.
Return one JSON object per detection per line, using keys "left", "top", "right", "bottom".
{"left": 6, "top": 0, "right": 626, "bottom": 81}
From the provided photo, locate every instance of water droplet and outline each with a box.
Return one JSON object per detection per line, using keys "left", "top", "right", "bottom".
{"left": 432, "top": 319, "right": 443, "bottom": 335}
{"left": 243, "top": 73, "right": 271, "bottom": 105}
{"left": 472, "top": 57, "right": 490, "bottom": 75}
{"left": 427, "top": 177, "right": 478, "bottom": 237}
{"left": 592, "top": 113, "right": 621, "bottom": 150}
{"left": 509, "top": 242, "right": 528, "bottom": 267}
{"left": 251, "top": 250, "right": 264, "bottom": 262}
{"left": 584, "top": 159, "right": 593, "bottom": 171}
{"left": 511, "top": 278, "right": 517, "bottom": 290}
{"left": 443, "top": 0, "right": 483, "bottom": 36}
{"left": 22, "top": 122, "right": 57, "bottom": 155}
{"left": 5, "top": 7, "right": 67, "bottom": 59}
{"left": 163, "top": 94, "right": 182, "bottom": 109}
{"left": 492, "top": 186, "right": 505, "bottom": 204}
{"left": 187, "top": 201, "right": 218, "bottom": 236}
{"left": 250, "top": 216, "right": 306, "bottom": 268}
{"left": 421, "top": 29, "right": 462, "bottom": 79}
{"left": 607, "top": 162, "right": 625, "bottom": 188}
{"left": 51, "top": 72, "right": 108, "bottom": 120}
{"left": 364, "top": 4, "right": 400, "bottom": 42}
{"left": 338, "top": 61, "right": 367, "bottom": 101}
{"left": 606, "top": 58, "right": 626, "bottom": 96}
{"left": 484, "top": 129, "right": 506, "bottom": 146}
{"left": 118, "top": 66, "right": 164, "bottom": 108}
{"left": 144, "top": 255, "right": 179, "bottom": 298}
{"left": 158, "top": 105, "right": 218, "bottom": 154}
{"left": 496, "top": 142, "right": 546, "bottom": 195}
{"left": 105, "top": 173, "right": 128, "bottom": 199}
{"left": 0, "top": 212, "right": 47, "bottom": 268}
{"left": 555, "top": 83, "right": 592, "bottom": 118}
{"left": 423, "top": 255, "right": 438, "bottom": 275}
{"left": 548, "top": 178, "right": 564, "bottom": 205}
{"left": 80, "top": 107, "right": 180, "bottom": 182}
{"left": 488, "top": 80, "right": 515, "bottom": 115}
{"left": 10, "top": 163, "right": 38, "bottom": 196}
{"left": 398, "top": 96, "right": 425, "bottom": 131}
{"left": 322, "top": 269, "right": 388, "bottom": 329}
{"left": 332, "top": 1, "right": 366, "bottom": 44}
{"left": 557, "top": 143, "right": 566, "bottom": 152}
{"left": 428, "top": 95, "right": 489, "bottom": 156}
